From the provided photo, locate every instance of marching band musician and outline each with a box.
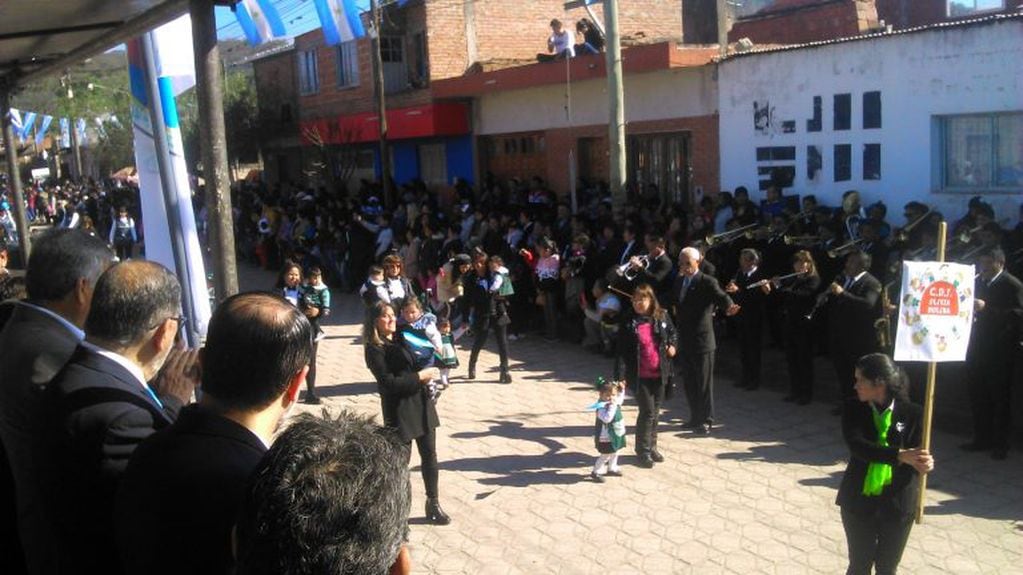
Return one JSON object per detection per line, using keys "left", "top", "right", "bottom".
{"left": 629, "top": 233, "right": 674, "bottom": 306}
{"left": 856, "top": 220, "right": 891, "bottom": 284}
{"left": 962, "top": 248, "right": 1023, "bottom": 461}
{"left": 763, "top": 250, "right": 822, "bottom": 405}
{"left": 725, "top": 249, "right": 769, "bottom": 391}
{"left": 834, "top": 190, "right": 865, "bottom": 241}
{"left": 825, "top": 251, "right": 883, "bottom": 415}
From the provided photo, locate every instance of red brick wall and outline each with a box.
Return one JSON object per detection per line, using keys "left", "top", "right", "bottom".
{"left": 485, "top": 114, "right": 719, "bottom": 204}
{"left": 729, "top": 0, "right": 879, "bottom": 44}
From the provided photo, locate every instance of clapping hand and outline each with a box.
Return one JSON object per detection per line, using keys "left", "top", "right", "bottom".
{"left": 151, "top": 345, "right": 201, "bottom": 405}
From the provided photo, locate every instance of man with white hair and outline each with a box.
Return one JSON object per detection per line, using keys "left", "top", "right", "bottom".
{"left": 672, "top": 247, "right": 740, "bottom": 435}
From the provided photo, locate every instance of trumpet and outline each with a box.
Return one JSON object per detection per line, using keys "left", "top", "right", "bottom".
{"left": 615, "top": 255, "right": 649, "bottom": 281}
{"left": 953, "top": 224, "right": 983, "bottom": 245}
{"left": 783, "top": 234, "right": 820, "bottom": 246}
{"left": 828, "top": 238, "right": 866, "bottom": 259}
{"left": 705, "top": 223, "right": 760, "bottom": 246}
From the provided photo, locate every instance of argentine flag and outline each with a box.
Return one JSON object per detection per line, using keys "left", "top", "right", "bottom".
{"left": 235, "top": 0, "right": 287, "bottom": 46}
{"left": 60, "top": 118, "right": 70, "bottom": 148}
{"left": 314, "top": 0, "right": 366, "bottom": 46}
{"left": 8, "top": 109, "right": 23, "bottom": 136}
{"left": 35, "top": 115, "right": 53, "bottom": 147}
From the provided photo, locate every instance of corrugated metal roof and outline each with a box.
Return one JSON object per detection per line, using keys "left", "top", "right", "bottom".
{"left": 722, "top": 11, "right": 1023, "bottom": 61}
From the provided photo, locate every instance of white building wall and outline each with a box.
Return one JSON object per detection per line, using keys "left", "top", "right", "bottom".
{"left": 718, "top": 19, "right": 1023, "bottom": 222}
{"left": 476, "top": 66, "right": 718, "bottom": 135}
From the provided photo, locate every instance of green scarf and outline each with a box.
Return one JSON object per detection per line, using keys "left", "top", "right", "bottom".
{"left": 862, "top": 404, "right": 894, "bottom": 496}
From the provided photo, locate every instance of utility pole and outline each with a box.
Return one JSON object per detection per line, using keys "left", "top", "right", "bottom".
{"left": 63, "top": 74, "right": 84, "bottom": 181}
{"left": 717, "top": 0, "right": 729, "bottom": 60}
{"left": 604, "top": 0, "right": 627, "bottom": 208}
{"left": 1, "top": 90, "right": 32, "bottom": 260}
{"left": 191, "top": 0, "right": 239, "bottom": 301}
{"left": 370, "top": 0, "right": 393, "bottom": 209}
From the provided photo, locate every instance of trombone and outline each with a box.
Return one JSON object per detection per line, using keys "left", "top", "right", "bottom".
{"left": 828, "top": 238, "right": 866, "bottom": 259}
{"left": 893, "top": 207, "right": 933, "bottom": 244}
{"left": 783, "top": 234, "right": 820, "bottom": 246}
{"left": 615, "top": 255, "right": 649, "bottom": 281}
{"left": 705, "top": 223, "right": 760, "bottom": 246}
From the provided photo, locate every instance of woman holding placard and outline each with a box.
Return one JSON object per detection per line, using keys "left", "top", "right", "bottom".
{"left": 836, "top": 353, "right": 934, "bottom": 575}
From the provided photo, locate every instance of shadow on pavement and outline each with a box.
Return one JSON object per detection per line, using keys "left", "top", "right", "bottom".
{"left": 441, "top": 451, "right": 592, "bottom": 487}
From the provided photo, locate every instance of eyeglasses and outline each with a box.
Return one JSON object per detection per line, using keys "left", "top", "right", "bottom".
{"left": 149, "top": 315, "right": 188, "bottom": 331}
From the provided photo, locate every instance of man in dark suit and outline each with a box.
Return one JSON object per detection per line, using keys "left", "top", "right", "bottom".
{"left": 826, "top": 251, "right": 882, "bottom": 414}
{"left": 725, "top": 248, "right": 768, "bottom": 390}
{"left": 962, "top": 248, "right": 1023, "bottom": 460}
{"left": 116, "top": 292, "right": 313, "bottom": 574}
{"left": 45, "top": 261, "right": 198, "bottom": 573}
{"left": 630, "top": 232, "right": 674, "bottom": 306}
{"left": 0, "top": 229, "right": 113, "bottom": 574}
{"left": 672, "top": 247, "right": 740, "bottom": 434}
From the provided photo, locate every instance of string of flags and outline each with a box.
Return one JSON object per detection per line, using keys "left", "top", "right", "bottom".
{"left": 234, "top": 0, "right": 411, "bottom": 47}
{"left": 5, "top": 108, "right": 111, "bottom": 149}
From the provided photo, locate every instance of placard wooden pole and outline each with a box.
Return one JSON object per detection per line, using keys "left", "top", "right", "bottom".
{"left": 916, "top": 220, "right": 946, "bottom": 524}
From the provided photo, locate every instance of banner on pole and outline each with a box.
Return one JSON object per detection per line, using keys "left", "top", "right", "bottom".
{"left": 893, "top": 261, "right": 975, "bottom": 362}
{"left": 60, "top": 118, "right": 70, "bottom": 148}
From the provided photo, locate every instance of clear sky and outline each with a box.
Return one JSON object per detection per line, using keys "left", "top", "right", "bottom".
{"left": 214, "top": 0, "right": 375, "bottom": 42}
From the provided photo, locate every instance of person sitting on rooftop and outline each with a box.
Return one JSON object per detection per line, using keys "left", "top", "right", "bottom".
{"left": 537, "top": 19, "right": 575, "bottom": 63}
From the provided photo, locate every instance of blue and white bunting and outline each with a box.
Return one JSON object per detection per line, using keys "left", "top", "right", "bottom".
{"left": 313, "top": 0, "right": 366, "bottom": 46}
{"left": 8, "top": 109, "right": 23, "bottom": 136}
{"left": 235, "top": 0, "right": 287, "bottom": 46}
{"left": 60, "top": 118, "right": 70, "bottom": 148}
{"left": 20, "top": 112, "right": 37, "bottom": 141}
{"left": 35, "top": 115, "right": 53, "bottom": 147}
{"left": 76, "top": 118, "right": 87, "bottom": 147}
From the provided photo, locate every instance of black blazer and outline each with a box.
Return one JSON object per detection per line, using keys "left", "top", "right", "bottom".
{"left": 837, "top": 398, "right": 923, "bottom": 519}
{"left": 615, "top": 313, "right": 677, "bottom": 388}
{"left": 780, "top": 274, "right": 822, "bottom": 324}
{"left": 365, "top": 340, "right": 440, "bottom": 443}
{"left": 116, "top": 405, "right": 267, "bottom": 575}
{"left": 730, "top": 267, "right": 768, "bottom": 327}
{"left": 970, "top": 271, "right": 1023, "bottom": 361}
{"left": 48, "top": 346, "right": 183, "bottom": 574}
{"left": 672, "top": 272, "right": 734, "bottom": 354}
{"left": 634, "top": 252, "right": 674, "bottom": 305}
{"left": 827, "top": 272, "right": 882, "bottom": 355}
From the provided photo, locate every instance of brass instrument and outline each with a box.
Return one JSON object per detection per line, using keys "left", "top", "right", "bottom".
{"left": 705, "top": 223, "right": 760, "bottom": 246}
{"left": 955, "top": 243, "right": 987, "bottom": 263}
{"left": 783, "top": 234, "right": 820, "bottom": 246}
{"left": 827, "top": 238, "right": 867, "bottom": 259}
{"left": 615, "top": 255, "right": 649, "bottom": 281}
{"left": 954, "top": 224, "right": 984, "bottom": 245}
{"left": 893, "top": 207, "right": 933, "bottom": 244}
{"left": 874, "top": 281, "right": 895, "bottom": 351}
{"left": 806, "top": 274, "right": 843, "bottom": 320}
{"left": 747, "top": 270, "right": 808, "bottom": 289}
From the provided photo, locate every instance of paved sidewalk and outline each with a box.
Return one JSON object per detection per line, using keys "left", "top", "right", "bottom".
{"left": 242, "top": 265, "right": 1023, "bottom": 574}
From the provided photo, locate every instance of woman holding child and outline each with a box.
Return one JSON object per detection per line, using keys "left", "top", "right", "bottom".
{"left": 363, "top": 301, "right": 451, "bottom": 525}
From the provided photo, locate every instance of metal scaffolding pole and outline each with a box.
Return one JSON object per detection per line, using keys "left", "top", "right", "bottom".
{"left": 191, "top": 0, "right": 238, "bottom": 301}
{"left": 1, "top": 91, "right": 32, "bottom": 260}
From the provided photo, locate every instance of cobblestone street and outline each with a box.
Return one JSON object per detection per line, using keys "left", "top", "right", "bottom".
{"left": 243, "top": 265, "right": 1023, "bottom": 574}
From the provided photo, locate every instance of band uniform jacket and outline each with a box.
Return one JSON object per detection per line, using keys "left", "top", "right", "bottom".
{"left": 827, "top": 272, "right": 882, "bottom": 356}
{"left": 780, "top": 274, "right": 822, "bottom": 324}
{"left": 672, "top": 272, "right": 735, "bottom": 354}
{"left": 632, "top": 251, "right": 674, "bottom": 305}
{"left": 731, "top": 267, "right": 768, "bottom": 328}
{"left": 969, "top": 270, "right": 1023, "bottom": 361}
{"left": 837, "top": 398, "right": 923, "bottom": 519}
{"left": 365, "top": 340, "right": 440, "bottom": 443}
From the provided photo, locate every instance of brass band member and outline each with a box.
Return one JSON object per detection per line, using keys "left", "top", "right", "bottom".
{"left": 725, "top": 249, "right": 768, "bottom": 391}
{"left": 764, "top": 250, "right": 821, "bottom": 405}
{"left": 826, "top": 251, "right": 882, "bottom": 415}
{"left": 963, "top": 248, "right": 1023, "bottom": 461}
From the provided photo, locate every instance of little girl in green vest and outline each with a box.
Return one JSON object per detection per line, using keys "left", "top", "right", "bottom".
{"left": 591, "top": 379, "right": 626, "bottom": 482}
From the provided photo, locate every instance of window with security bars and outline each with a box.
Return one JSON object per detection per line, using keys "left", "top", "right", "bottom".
{"left": 298, "top": 50, "right": 319, "bottom": 95}
{"left": 336, "top": 41, "right": 359, "bottom": 89}
{"left": 947, "top": 0, "right": 1004, "bottom": 17}
{"left": 941, "top": 113, "right": 1022, "bottom": 190}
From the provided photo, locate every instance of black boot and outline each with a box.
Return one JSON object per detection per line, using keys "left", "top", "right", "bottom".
{"left": 466, "top": 365, "right": 476, "bottom": 380}
{"left": 499, "top": 370, "right": 512, "bottom": 384}
{"left": 425, "top": 498, "right": 451, "bottom": 525}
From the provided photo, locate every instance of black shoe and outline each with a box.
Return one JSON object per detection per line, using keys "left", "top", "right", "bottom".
{"left": 830, "top": 406, "right": 843, "bottom": 416}
{"left": 636, "top": 454, "right": 654, "bottom": 468}
{"left": 303, "top": 393, "right": 321, "bottom": 405}
{"left": 782, "top": 395, "right": 798, "bottom": 403}
{"left": 680, "top": 421, "right": 701, "bottom": 430}
{"left": 650, "top": 450, "right": 665, "bottom": 463}
{"left": 590, "top": 471, "right": 605, "bottom": 483}
{"left": 696, "top": 423, "right": 711, "bottom": 435}
{"left": 466, "top": 367, "right": 476, "bottom": 380}
{"left": 992, "top": 448, "right": 1008, "bottom": 461}
{"left": 605, "top": 469, "right": 623, "bottom": 477}
{"left": 960, "top": 441, "right": 990, "bottom": 453}
{"left": 499, "top": 371, "right": 512, "bottom": 384}
{"left": 425, "top": 498, "right": 451, "bottom": 525}
{"left": 733, "top": 381, "right": 746, "bottom": 388}
{"left": 745, "top": 384, "right": 759, "bottom": 391}
{"left": 796, "top": 397, "right": 812, "bottom": 406}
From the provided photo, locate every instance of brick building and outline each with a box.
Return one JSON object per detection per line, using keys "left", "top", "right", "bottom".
{"left": 254, "top": 0, "right": 692, "bottom": 196}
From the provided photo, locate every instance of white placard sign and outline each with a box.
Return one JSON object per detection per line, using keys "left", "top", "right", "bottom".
{"left": 893, "top": 261, "right": 975, "bottom": 362}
